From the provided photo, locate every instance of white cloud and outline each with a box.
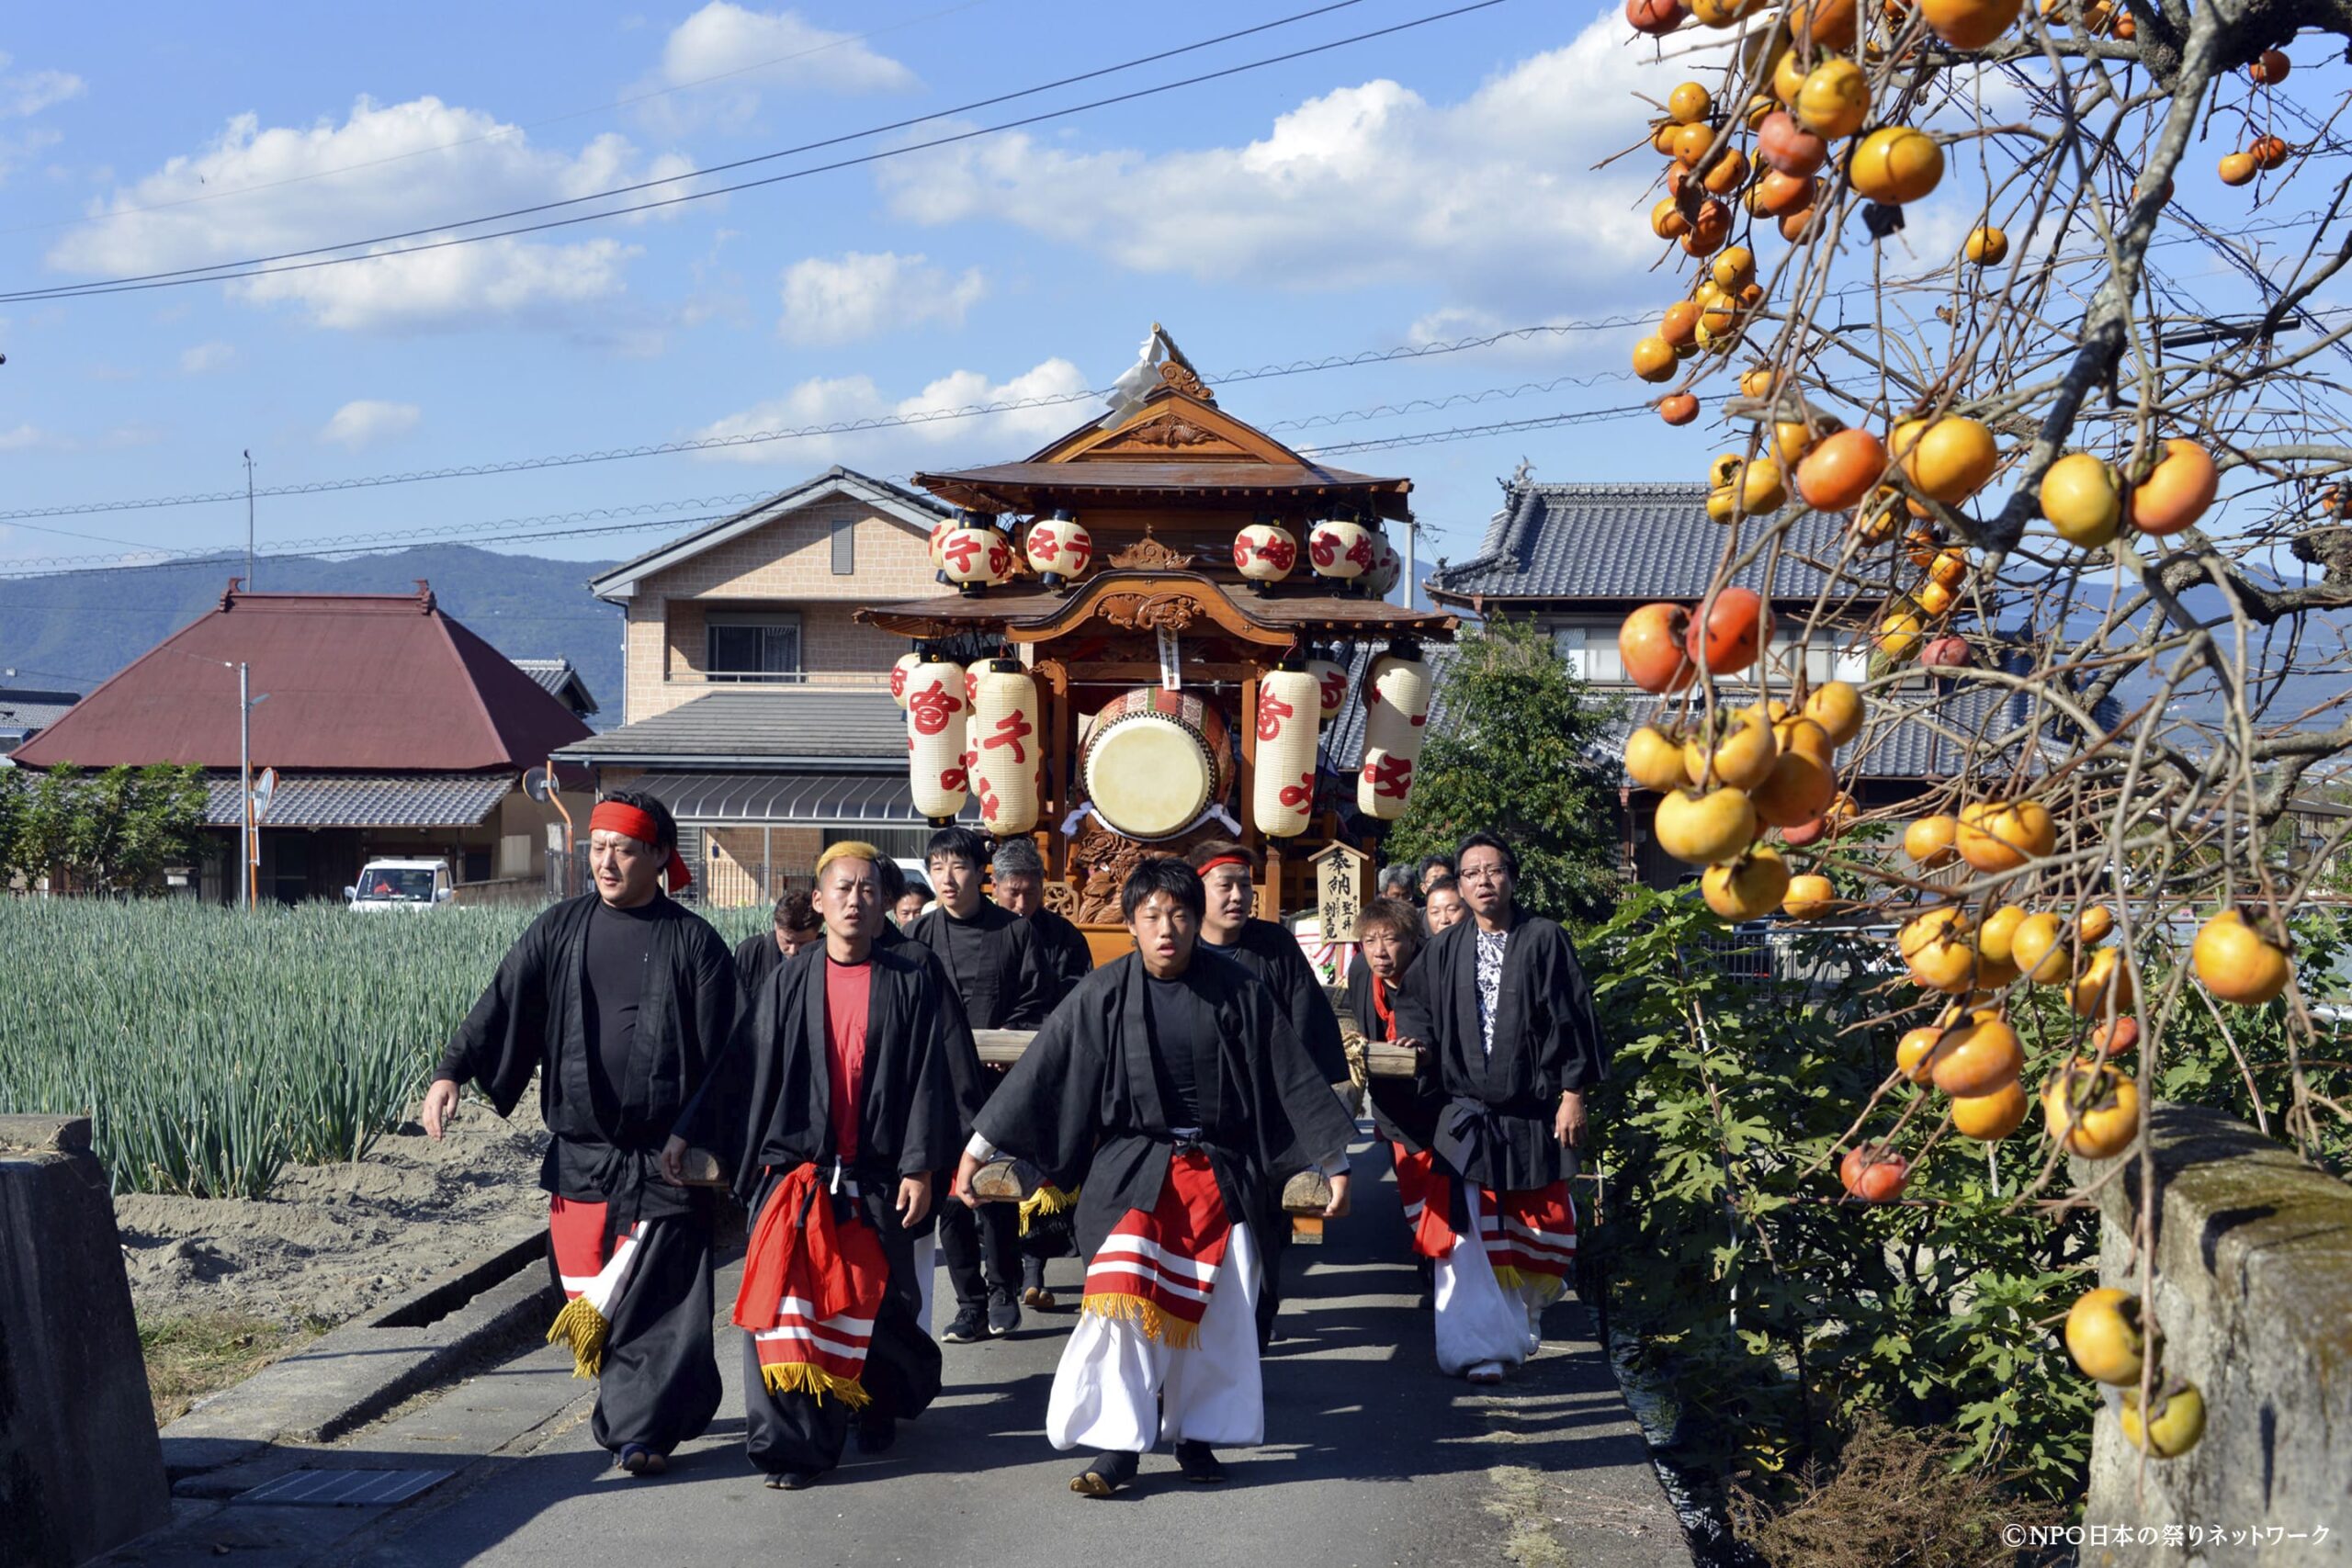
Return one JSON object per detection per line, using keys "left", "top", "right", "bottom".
{"left": 47, "top": 96, "right": 687, "bottom": 331}
{"left": 179, "top": 341, "right": 236, "bottom": 374}
{"left": 879, "top": 13, "right": 1684, "bottom": 317}
{"left": 318, "top": 399, "right": 421, "bottom": 448}
{"left": 0, "top": 52, "right": 85, "bottom": 118}
{"left": 776, "top": 251, "right": 985, "bottom": 345}
{"left": 689, "top": 357, "right": 1091, "bottom": 466}
{"left": 0, "top": 423, "right": 65, "bottom": 452}
{"left": 641, "top": 4, "right": 914, "bottom": 131}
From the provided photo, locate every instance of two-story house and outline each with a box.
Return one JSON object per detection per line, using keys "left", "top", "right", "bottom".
{"left": 1418, "top": 479, "right": 2087, "bottom": 886}
{"left": 550, "top": 466, "right": 966, "bottom": 905}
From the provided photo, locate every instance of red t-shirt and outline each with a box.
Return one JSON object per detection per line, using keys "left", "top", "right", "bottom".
{"left": 825, "top": 959, "right": 873, "bottom": 1164}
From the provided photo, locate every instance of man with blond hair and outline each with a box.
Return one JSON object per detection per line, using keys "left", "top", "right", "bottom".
{"left": 678, "top": 840, "right": 961, "bottom": 1490}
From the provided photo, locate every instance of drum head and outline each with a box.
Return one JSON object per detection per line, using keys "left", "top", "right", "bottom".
{"left": 1085, "top": 716, "right": 1214, "bottom": 839}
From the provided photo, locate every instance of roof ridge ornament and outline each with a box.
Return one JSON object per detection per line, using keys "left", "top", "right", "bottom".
{"left": 1106, "top": 532, "right": 1198, "bottom": 572}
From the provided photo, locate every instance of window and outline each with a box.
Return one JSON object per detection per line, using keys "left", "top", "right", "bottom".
{"left": 1550, "top": 622, "right": 1624, "bottom": 683}
{"left": 831, "top": 514, "right": 855, "bottom": 576}
{"left": 706, "top": 613, "right": 802, "bottom": 682}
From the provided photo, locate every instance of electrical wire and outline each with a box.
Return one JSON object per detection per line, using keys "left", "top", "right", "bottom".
{"left": 1, "top": 0, "right": 1504, "bottom": 304}
{"left": 0, "top": 315, "right": 1643, "bottom": 527}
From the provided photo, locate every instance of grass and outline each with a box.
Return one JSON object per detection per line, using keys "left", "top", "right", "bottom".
{"left": 137, "top": 1310, "right": 325, "bottom": 1426}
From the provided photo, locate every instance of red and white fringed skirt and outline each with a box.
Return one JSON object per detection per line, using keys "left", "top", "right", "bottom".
{"left": 546, "top": 1196, "right": 648, "bottom": 1379}
{"left": 732, "top": 1166, "right": 888, "bottom": 1409}
{"left": 1080, "top": 1151, "right": 1230, "bottom": 1349}
{"left": 1395, "top": 1147, "right": 1577, "bottom": 1303}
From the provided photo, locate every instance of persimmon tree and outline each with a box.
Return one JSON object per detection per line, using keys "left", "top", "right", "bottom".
{"left": 1605, "top": 0, "right": 2352, "bottom": 1501}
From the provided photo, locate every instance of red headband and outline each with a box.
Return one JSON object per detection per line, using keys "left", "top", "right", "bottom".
{"left": 1194, "top": 854, "right": 1253, "bottom": 880}
{"left": 589, "top": 801, "right": 692, "bottom": 893}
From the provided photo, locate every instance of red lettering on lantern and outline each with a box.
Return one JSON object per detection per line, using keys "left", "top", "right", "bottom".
{"left": 1278, "top": 771, "right": 1315, "bottom": 808}
{"left": 1310, "top": 531, "right": 1339, "bottom": 568}
{"left": 1256, "top": 690, "right": 1295, "bottom": 742}
{"left": 1317, "top": 671, "right": 1348, "bottom": 711}
{"left": 909, "top": 681, "right": 958, "bottom": 737}
{"left": 1062, "top": 535, "right": 1091, "bottom": 570}
{"left": 982, "top": 709, "right": 1034, "bottom": 763}
{"left": 1030, "top": 525, "right": 1058, "bottom": 563}
{"left": 1231, "top": 537, "right": 1252, "bottom": 571}
{"left": 941, "top": 532, "right": 983, "bottom": 572}
{"left": 1363, "top": 754, "right": 1413, "bottom": 797}
{"left": 1262, "top": 537, "right": 1295, "bottom": 572}
{"left": 988, "top": 539, "right": 1013, "bottom": 578}
{"left": 889, "top": 664, "right": 909, "bottom": 700}
{"left": 942, "top": 766, "right": 967, "bottom": 792}
{"left": 978, "top": 781, "right": 1001, "bottom": 822}
{"left": 1347, "top": 534, "right": 1375, "bottom": 570}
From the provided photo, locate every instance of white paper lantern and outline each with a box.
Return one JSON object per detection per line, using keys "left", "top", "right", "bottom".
{"left": 927, "top": 522, "right": 953, "bottom": 571}
{"left": 1362, "top": 533, "right": 1402, "bottom": 598}
{"left": 1251, "top": 669, "right": 1322, "bottom": 838}
{"left": 1357, "top": 650, "right": 1433, "bottom": 820}
{"left": 1306, "top": 658, "right": 1351, "bottom": 721}
{"left": 1233, "top": 521, "right": 1298, "bottom": 584}
{"left": 1024, "top": 511, "right": 1093, "bottom": 585}
{"left": 970, "top": 662, "right": 1043, "bottom": 835}
{"left": 904, "top": 658, "right": 971, "bottom": 819}
{"left": 888, "top": 651, "right": 922, "bottom": 711}
{"left": 1307, "top": 518, "right": 1375, "bottom": 581}
{"left": 939, "top": 525, "right": 1013, "bottom": 589}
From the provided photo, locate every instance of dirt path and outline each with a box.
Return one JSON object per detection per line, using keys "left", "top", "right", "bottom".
{"left": 116, "top": 1097, "right": 550, "bottom": 1333}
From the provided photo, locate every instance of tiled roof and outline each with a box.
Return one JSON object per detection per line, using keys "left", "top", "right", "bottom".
{"left": 12, "top": 587, "right": 591, "bottom": 773}
{"left": 634, "top": 769, "right": 978, "bottom": 825}
{"left": 205, "top": 772, "right": 514, "bottom": 829}
{"left": 512, "top": 657, "right": 600, "bottom": 716}
{"left": 591, "top": 468, "right": 951, "bottom": 600}
{"left": 553, "top": 689, "right": 908, "bottom": 765}
{"left": 1423, "top": 482, "right": 1848, "bottom": 605}
{"left": 0, "top": 687, "right": 79, "bottom": 739}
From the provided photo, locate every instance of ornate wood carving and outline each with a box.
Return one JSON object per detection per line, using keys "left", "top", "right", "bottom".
{"left": 1158, "top": 359, "right": 1215, "bottom": 402}
{"left": 1121, "top": 411, "right": 1217, "bottom": 448}
{"left": 1067, "top": 812, "right": 1227, "bottom": 924}
{"left": 1096, "top": 591, "right": 1204, "bottom": 633}
{"left": 1106, "top": 536, "right": 1197, "bottom": 572}
{"left": 1043, "top": 879, "right": 1080, "bottom": 919}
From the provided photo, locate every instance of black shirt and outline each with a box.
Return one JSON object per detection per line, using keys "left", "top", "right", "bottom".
{"left": 1026, "top": 907, "right": 1095, "bottom": 1006}
{"left": 582, "top": 897, "right": 662, "bottom": 1122}
{"left": 733, "top": 929, "right": 786, "bottom": 999}
{"left": 1142, "top": 969, "right": 1217, "bottom": 1127}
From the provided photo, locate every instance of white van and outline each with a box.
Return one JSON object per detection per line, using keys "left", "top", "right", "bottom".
{"left": 345, "top": 858, "right": 454, "bottom": 911}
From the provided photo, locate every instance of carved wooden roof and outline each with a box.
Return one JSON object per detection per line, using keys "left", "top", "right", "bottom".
{"left": 912, "top": 381, "right": 1410, "bottom": 518}
{"left": 855, "top": 570, "right": 1456, "bottom": 646}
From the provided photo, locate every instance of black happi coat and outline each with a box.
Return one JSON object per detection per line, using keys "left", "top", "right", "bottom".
{"left": 733, "top": 929, "right": 786, "bottom": 999}
{"left": 1346, "top": 953, "right": 1441, "bottom": 1153}
{"left": 907, "top": 900, "right": 1052, "bottom": 1030}
{"left": 973, "top": 951, "right": 1359, "bottom": 1263}
{"left": 1390, "top": 910, "right": 1607, "bottom": 1193}
{"left": 438, "top": 893, "right": 735, "bottom": 1226}
{"left": 1025, "top": 906, "right": 1096, "bottom": 1007}
{"left": 678, "top": 942, "right": 961, "bottom": 1210}
{"left": 1217, "top": 917, "right": 1350, "bottom": 1086}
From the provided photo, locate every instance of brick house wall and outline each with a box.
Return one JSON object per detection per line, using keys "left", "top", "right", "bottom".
{"left": 621, "top": 495, "right": 939, "bottom": 723}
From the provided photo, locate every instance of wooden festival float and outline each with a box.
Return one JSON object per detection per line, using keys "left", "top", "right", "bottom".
{"left": 858, "top": 331, "right": 1457, "bottom": 976}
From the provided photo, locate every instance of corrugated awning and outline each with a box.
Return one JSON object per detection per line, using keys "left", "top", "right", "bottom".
{"left": 207, "top": 773, "right": 514, "bottom": 829}
{"left": 635, "top": 769, "right": 977, "bottom": 825}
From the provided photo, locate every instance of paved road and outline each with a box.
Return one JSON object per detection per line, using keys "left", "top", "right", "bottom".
{"left": 117, "top": 1141, "right": 1691, "bottom": 1568}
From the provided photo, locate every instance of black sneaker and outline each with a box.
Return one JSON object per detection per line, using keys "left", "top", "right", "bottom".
{"left": 854, "top": 1415, "right": 897, "bottom": 1454}
{"left": 764, "top": 1470, "right": 819, "bottom": 1491}
{"left": 942, "top": 1305, "right": 989, "bottom": 1343}
{"left": 1174, "top": 1440, "right": 1226, "bottom": 1484}
{"left": 988, "top": 1295, "right": 1023, "bottom": 1336}
{"left": 1069, "top": 1450, "right": 1138, "bottom": 1497}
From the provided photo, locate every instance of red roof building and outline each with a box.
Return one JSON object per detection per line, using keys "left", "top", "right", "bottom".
{"left": 13, "top": 581, "right": 594, "bottom": 903}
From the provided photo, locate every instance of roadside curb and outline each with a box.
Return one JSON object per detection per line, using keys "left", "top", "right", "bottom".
{"left": 159, "top": 1225, "right": 552, "bottom": 1492}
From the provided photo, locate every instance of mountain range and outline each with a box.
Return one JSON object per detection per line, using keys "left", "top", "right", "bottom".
{"left": 0, "top": 546, "right": 623, "bottom": 728}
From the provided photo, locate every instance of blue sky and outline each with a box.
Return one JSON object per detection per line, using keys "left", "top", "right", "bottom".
{"left": 0, "top": 0, "right": 1703, "bottom": 588}
{"left": 0, "top": 0, "right": 2310, "bottom": 597}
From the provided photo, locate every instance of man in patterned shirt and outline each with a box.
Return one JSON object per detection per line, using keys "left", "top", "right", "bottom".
{"left": 1390, "top": 831, "right": 1608, "bottom": 1383}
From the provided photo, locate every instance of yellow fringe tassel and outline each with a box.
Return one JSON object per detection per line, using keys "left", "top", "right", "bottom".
{"left": 1489, "top": 1266, "right": 1566, "bottom": 1304}
{"left": 547, "top": 1296, "right": 609, "bottom": 1381}
{"left": 1016, "top": 1183, "right": 1080, "bottom": 1237}
{"left": 758, "top": 1359, "right": 872, "bottom": 1410}
{"left": 1080, "top": 1291, "right": 1202, "bottom": 1350}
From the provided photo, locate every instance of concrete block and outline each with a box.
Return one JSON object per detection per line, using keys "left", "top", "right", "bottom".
{"left": 2072, "top": 1103, "right": 2352, "bottom": 1566}
{"left": 0, "top": 1114, "right": 173, "bottom": 1566}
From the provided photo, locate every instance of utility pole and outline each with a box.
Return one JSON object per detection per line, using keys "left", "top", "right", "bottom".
{"left": 1401, "top": 517, "right": 1417, "bottom": 610}
{"left": 243, "top": 450, "right": 255, "bottom": 591}
{"left": 239, "top": 661, "right": 253, "bottom": 910}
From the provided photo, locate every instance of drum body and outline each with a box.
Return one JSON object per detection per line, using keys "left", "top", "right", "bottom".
{"left": 1081, "top": 688, "right": 1234, "bottom": 840}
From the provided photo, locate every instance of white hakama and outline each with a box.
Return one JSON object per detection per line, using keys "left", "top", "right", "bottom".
{"left": 1433, "top": 1186, "right": 1544, "bottom": 1374}
{"left": 1046, "top": 1219, "right": 1265, "bottom": 1451}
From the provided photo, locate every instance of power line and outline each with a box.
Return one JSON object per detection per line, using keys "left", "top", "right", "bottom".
{"left": 1296, "top": 403, "right": 1653, "bottom": 457}
{"left": 0, "top": 315, "right": 1642, "bottom": 527}
{"left": 0, "top": 0, "right": 996, "bottom": 240}
{"left": 3, "top": 0, "right": 1499, "bottom": 304}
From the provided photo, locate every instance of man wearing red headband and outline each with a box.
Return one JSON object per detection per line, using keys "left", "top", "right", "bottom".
{"left": 423, "top": 790, "right": 736, "bottom": 1478}
{"left": 1183, "top": 840, "right": 1351, "bottom": 1348}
